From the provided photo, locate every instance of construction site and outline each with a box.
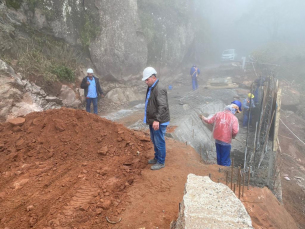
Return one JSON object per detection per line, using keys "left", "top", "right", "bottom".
{"left": 1, "top": 0, "right": 305, "bottom": 228}
{"left": 1, "top": 59, "right": 305, "bottom": 228}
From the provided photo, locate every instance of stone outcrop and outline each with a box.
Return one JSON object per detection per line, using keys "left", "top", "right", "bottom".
{"left": 0, "top": 59, "right": 62, "bottom": 121}
{"left": 172, "top": 174, "right": 253, "bottom": 229}
{"left": 58, "top": 85, "right": 81, "bottom": 108}
{"left": 106, "top": 87, "right": 143, "bottom": 104}
{"left": 90, "top": 0, "right": 147, "bottom": 78}
{"left": 2, "top": 0, "right": 194, "bottom": 81}
{"left": 3, "top": 0, "right": 147, "bottom": 81}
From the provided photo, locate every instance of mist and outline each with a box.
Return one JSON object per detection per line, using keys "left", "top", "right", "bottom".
{"left": 193, "top": 0, "right": 305, "bottom": 63}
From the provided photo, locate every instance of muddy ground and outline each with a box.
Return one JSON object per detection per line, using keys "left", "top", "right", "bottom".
{"left": 0, "top": 108, "right": 299, "bottom": 229}
{"left": 0, "top": 64, "right": 304, "bottom": 228}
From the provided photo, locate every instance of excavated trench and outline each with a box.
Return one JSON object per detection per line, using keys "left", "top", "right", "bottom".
{"left": 103, "top": 67, "right": 281, "bottom": 197}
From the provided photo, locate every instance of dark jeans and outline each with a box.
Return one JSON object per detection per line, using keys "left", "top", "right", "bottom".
{"left": 86, "top": 97, "right": 98, "bottom": 114}
{"left": 243, "top": 110, "right": 252, "bottom": 127}
{"left": 149, "top": 125, "right": 167, "bottom": 164}
{"left": 215, "top": 143, "right": 231, "bottom": 166}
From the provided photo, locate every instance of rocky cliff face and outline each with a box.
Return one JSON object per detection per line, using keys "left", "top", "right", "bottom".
{"left": 1, "top": 0, "right": 195, "bottom": 113}
{"left": 138, "top": 0, "right": 194, "bottom": 68}
{"left": 3, "top": 0, "right": 147, "bottom": 80}
{"left": 3, "top": 0, "right": 194, "bottom": 79}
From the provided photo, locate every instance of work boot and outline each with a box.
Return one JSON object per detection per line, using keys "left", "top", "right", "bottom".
{"left": 148, "top": 158, "right": 157, "bottom": 164}
{"left": 151, "top": 163, "right": 165, "bottom": 170}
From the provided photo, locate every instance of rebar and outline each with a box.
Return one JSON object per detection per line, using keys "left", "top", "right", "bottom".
{"left": 226, "top": 171, "right": 228, "bottom": 185}
{"left": 231, "top": 159, "right": 234, "bottom": 190}
{"left": 237, "top": 166, "right": 240, "bottom": 188}
{"left": 247, "top": 166, "right": 250, "bottom": 190}
{"left": 242, "top": 173, "right": 245, "bottom": 197}
{"left": 238, "top": 167, "right": 241, "bottom": 199}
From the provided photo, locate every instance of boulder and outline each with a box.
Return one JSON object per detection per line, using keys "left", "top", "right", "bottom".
{"left": 106, "top": 87, "right": 142, "bottom": 104}
{"left": 58, "top": 85, "right": 81, "bottom": 108}
{"left": 90, "top": 0, "right": 147, "bottom": 79}
{"left": 0, "top": 60, "right": 63, "bottom": 121}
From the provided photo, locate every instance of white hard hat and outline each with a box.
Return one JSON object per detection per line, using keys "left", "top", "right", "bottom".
{"left": 87, "top": 68, "right": 94, "bottom": 74}
{"left": 142, "top": 67, "right": 157, "bottom": 81}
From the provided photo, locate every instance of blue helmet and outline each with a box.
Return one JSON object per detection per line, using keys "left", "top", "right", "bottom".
{"left": 231, "top": 100, "right": 242, "bottom": 113}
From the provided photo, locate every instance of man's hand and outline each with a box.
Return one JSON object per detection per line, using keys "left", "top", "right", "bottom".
{"left": 199, "top": 114, "right": 205, "bottom": 120}
{"left": 101, "top": 94, "right": 105, "bottom": 98}
{"left": 87, "top": 81, "right": 90, "bottom": 85}
{"left": 152, "top": 121, "right": 159, "bottom": 130}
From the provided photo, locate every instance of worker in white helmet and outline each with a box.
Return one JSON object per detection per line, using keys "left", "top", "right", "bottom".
{"left": 80, "top": 68, "right": 104, "bottom": 114}
{"left": 142, "top": 67, "right": 170, "bottom": 170}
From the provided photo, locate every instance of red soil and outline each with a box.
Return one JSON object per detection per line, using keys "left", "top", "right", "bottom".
{"left": 0, "top": 108, "right": 299, "bottom": 228}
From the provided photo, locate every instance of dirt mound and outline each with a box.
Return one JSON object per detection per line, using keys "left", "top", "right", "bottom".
{"left": 0, "top": 108, "right": 151, "bottom": 228}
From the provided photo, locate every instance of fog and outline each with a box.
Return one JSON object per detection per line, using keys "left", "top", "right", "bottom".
{"left": 194, "top": 0, "right": 305, "bottom": 61}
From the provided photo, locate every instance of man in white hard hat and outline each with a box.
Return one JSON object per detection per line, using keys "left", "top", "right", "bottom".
{"left": 80, "top": 68, "right": 104, "bottom": 114}
{"left": 142, "top": 67, "right": 170, "bottom": 170}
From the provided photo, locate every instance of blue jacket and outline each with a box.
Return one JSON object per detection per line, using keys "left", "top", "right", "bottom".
{"left": 190, "top": 66, "right": 200, "bottom": 77}
{"left": 243, "top": 98, "right": 255, "bottom": 110}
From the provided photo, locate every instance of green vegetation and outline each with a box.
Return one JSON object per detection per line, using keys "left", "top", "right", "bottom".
{"left": 2, "top": 25, "right": 83, "bottom": 85}
{"left": 5, "top": 0, "right": 22, "bottom": 10}
{"left": 50, "top": 65, "right": 75, "bottom": 82}
{"left": 80, "top": 12, "right": 100, "bottom": 49}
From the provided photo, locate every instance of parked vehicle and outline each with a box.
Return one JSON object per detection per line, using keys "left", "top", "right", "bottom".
{"left": 221, "top": 49, "right": 237, "bottom": 61}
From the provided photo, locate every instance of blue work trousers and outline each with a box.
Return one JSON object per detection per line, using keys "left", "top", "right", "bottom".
{"left": 243, "top": 110, "right": 252, "bottom": 127}
{"left": 149, "top": 125, "right": 167, "bottom": 164}
{"left": 215, "top": 143, "right": 231, "bottom": 166}
{"left": 86, "top": 97, "right": 98, "bottom": 114}
{"left": 192, "top": 76, "right": 198, "bottom": 90}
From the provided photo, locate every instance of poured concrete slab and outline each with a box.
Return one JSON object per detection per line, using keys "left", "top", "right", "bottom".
{"left": 173, "top": 174, "right": 253, "bottom": 229}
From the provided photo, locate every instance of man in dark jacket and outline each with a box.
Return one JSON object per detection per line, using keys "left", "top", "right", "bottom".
{"left": 142, "top": 67, "right": 170, "bottom": 170}
{"left": 80, "top": 68, "right": 104, "bottom": 114}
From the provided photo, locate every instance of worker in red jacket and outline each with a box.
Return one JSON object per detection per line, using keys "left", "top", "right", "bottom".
{"left": 199, "top": 101, "right": 241, "bottom": 166}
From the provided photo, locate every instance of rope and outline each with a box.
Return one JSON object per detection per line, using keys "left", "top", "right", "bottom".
{"left": 279, "top": 118, "right": 305, "bottom": 145}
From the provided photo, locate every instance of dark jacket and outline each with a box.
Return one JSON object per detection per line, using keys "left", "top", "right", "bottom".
{"left": 80, "top": 76, "right": 103, "bottom": 97}
{"left": 145, "top": 80, "right": 170, "bottom": 125}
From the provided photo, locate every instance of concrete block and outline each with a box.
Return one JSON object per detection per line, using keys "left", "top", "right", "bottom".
{"left": 174, "top": 174, "right": 253, "bottom": 229}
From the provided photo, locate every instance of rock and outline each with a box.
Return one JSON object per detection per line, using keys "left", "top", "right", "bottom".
{"left": 13, "top": 179, "right": 29, "bottom": 190}
{"left": 100, "top": 199, "right": 112, "bottom": 210}
{"left": 31, "top": 84, "right": 42, "bottom": 94}
{"left": 96, "top": 208, "right": 103, "bottom": 215}
{"left": 58, "top": 85, "right": 81, "bottom": 108}
{"left": 284, "top": 177, "right": 290, "bottom": 181}
{"left": 98, "top": 146, "right": 108, "bottom": 156}
{"left": 106, "top": 87, "right": 142, "bottom": 104}
{"left": 26, "top": 205, "right": 34, "bottom": 211}
{"left": 8, "top": 117, "right": 25, "bottom": 126}
{"left": 45, "top": 96, "right": 62, "bottom": 104}
{"left": 91, "top": 0, "right": 147, "bottom": 79}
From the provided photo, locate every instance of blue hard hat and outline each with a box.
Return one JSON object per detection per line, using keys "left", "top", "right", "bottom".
{"left": 231, "top": 100, "right": 242, "bottom": 112}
